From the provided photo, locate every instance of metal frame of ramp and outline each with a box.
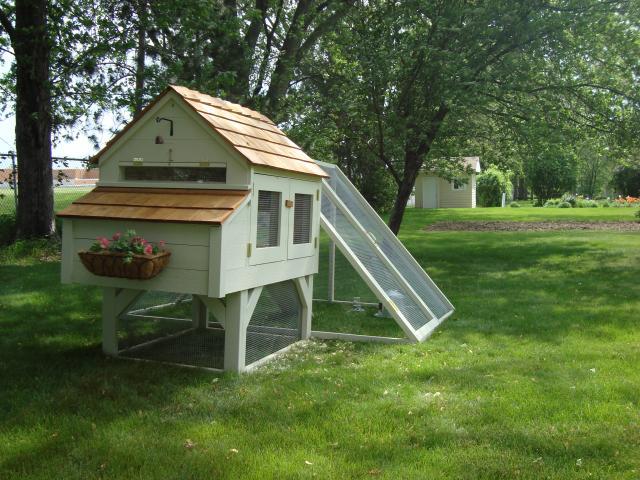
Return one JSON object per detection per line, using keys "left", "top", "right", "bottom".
{"left": 316, "top": 161, "right": 454, "bottom": 342}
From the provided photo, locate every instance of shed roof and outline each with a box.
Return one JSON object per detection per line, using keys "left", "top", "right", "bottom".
{"left": 463, "top": 157, "right": 481, "bottom": 173}
{"left": 94, "top": 85, "right": 327, "bottom": 178}
{"left": 57, "top": 187, "right": 249, "bottom": 225}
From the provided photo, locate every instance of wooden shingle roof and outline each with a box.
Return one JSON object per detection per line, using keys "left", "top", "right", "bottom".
{"left": 94, "top": 85, "right": 328, "bottom": 178}
{"left": 57, "top": 187, "right": 249, "bottom": 225}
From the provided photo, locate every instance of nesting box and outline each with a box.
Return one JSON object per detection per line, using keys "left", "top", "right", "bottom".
{"left": 58, "top": 85, "right": 327, "bottom": 372}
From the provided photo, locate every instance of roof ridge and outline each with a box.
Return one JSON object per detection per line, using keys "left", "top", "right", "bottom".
{"left": 169, "top": 85, "right": 275, "bottom": 126}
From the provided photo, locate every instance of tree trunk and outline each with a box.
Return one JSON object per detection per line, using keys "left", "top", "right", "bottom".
{"left": 387, "top": 151, "right": 423, "bottom": 235}
{"left": 387, "top": 107, "right": 448, "bottom": 235}
{"left": 14, "top": 0, "right": 53, "bottom": 238}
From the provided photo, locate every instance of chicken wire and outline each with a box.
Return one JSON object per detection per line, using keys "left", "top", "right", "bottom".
{"left": 328, "top": 166, "right": 453, "bottom": 319}
{"left": 245, "top": 281, "right": 301, "bottom": 366}
{"left": 319, "top": 162, "right": 454, "bottom": 338}
{"left": 117, "top": 291, "right": 225, "bottom": 369}
{"left": 313, "top": 238, "right": 378, "bottom": 305}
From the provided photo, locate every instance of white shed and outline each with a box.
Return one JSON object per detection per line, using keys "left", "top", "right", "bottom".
{"left": 415, "top": 157, "right": 481, "bottom": 209}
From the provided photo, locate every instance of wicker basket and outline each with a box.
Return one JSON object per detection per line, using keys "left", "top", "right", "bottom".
{"left": 78, "top": 250, "right": 171, "bottom": 280}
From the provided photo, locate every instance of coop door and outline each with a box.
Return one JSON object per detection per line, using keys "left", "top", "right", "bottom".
{"left": 287, "top": 181, "right": 319, "bottom": 260}
{"left": 250, "top": 175, "right": 289, "bottom": 265}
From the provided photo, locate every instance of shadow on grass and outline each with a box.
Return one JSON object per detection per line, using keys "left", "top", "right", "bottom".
{"left": 1, "top": 228, "right": 639, "bottom": 478}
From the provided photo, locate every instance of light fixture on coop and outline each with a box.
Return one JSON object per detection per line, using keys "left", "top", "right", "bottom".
{"left": 58, "top": 85, "right": 453, "bottom": 372}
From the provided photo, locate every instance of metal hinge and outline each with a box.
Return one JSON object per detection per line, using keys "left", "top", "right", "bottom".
{"left": 314, "top": 236, "right": 318, "bottom": 248}
{"left": 285, "top": 199, "right": 294, "bottom": 208}
{"left": 247, "top": 243, "right": 252, "bottom": 257}
{"left": 316, "top": 189, "right": 320, "bottom": 201}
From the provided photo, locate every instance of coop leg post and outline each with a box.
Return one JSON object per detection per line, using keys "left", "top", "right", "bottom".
{"left": 191, "top": 295, "right": 208, "bottom": 330}
{"left": 295, "top": 276, "right": 313, "bottom": 340}
{"left": 328, "top": 241, "right": 335, "bottom": 302}
{"left": 224, "top": 290, "right": 249, "bottom": 373}
{"left": 102, "top": 288, "right": 143, "bottom": 356}
{"left": 102, "top": 288, "right": 119, "bottom": 355}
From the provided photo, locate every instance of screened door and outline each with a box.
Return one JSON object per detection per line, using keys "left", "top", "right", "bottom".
{"left": 250, "top": 175, "right": 288, "bottom": 265}
{"left": 288, "top": 181, "right": 319, "bottom": 260}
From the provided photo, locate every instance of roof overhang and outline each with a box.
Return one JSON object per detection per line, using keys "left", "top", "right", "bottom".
{"left": 57, "top": 187, "right": 249, "bottom": 225}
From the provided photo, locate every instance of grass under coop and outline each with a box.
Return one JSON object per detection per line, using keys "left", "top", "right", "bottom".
{"left": 0, "top": 206, "right": 639, "bottom": 479}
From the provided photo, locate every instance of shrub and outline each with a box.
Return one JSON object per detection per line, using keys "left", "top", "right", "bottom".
{"left": 561, "top": 193, "right": 577, "bottom": 207}
{"left": 510, "top": 202, "right": 521, "bottom": 208}
{"left": 558, "top": 201, "right": 572, "bottom": 208}
{"left": 636, "top": 209, "right": 640, "bottom": 221}
{"left": 544, "top": 199, "right": 560, "bottom": 207}
{"left": 576, "top": 199, "right": 599, "bottom": 208}
{"left": 477, "top": 167, "right": 513, "bottom": 207}
{"left": 602, "top": 201, "right": 611, "bottom": 208}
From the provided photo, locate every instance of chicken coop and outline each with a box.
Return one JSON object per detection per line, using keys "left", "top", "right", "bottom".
{"left": 58, "top": 85, "right": 454, "bottom": 373}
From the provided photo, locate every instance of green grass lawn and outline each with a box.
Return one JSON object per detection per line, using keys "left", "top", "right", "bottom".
{"left": 1, "top": 207, "right": 639, "bottom": 479}
{"left": 0, "top": 186, "right": 92, "bottom": 216}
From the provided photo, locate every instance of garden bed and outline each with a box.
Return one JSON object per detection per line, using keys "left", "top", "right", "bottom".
{"left": 424, "top": 220, "right": 640, "bottom": 232}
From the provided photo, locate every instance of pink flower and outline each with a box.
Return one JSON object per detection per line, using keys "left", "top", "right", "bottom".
{"left": 99, "top": 237, "right": 110, "bottom": 249}
{"left": 143, "top": 244, "right": 153, "bottom": 255}
{"left": 112, "top": 232, "right": 121, "bottom": 241}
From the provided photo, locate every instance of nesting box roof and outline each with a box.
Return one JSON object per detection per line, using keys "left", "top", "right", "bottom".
{"left": 58, "top": 187, "right": 249, "bottom": 225}
{"left": 94, "top": 85, "right": 328, "bottom": 178}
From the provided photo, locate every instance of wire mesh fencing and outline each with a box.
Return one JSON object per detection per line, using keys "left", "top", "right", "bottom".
{"left": 117, "top": 291, "right": 225, "bottom": 370}
{"left": 245, "top": 281, "right": 301, "bottom": 367}
{"left": 0, "top": 153, "right": 96, "bottom": 217}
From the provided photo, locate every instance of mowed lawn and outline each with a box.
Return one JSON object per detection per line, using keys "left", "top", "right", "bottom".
{"left": 1, "top": 207, "right": 639, "bottom": 479}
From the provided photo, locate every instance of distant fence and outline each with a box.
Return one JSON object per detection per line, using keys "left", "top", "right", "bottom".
{"left": 0, "top": 152, "right": 96, "bottom": 216}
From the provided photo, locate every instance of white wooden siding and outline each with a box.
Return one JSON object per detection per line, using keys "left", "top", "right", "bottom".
{"left": 437, "top": 175, "right": 475, "bottom": 208}
{"left": 98, "top": 92, "right": 251, "bottom": 188}
{"left": 63, "top": 218, "right": 218, "bottom": 296}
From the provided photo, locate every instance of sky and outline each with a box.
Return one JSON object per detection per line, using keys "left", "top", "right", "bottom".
{"left": 0, "top": 52, "right": 123, "bottom": 168}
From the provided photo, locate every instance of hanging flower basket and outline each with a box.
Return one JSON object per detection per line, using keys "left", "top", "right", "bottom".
{"left": 78, "top": 250, "right": 171, "bottom": 280}
{"left": 78, "top": 230, "right": 170, "bottom": 280}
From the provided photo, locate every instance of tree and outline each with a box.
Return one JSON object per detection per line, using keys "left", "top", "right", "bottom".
{"left": 576, "top": 140, "right": 615, "bottom": 198}
{"left": 612, "top": 161, "right": 640, "bottom": 196}
{"left": 125, "top": 0, "right": 356, "bottom": 120}
{"left": 527, "top": 148, "right": 577, "bottom": 205}
{"left": 294, "top": 0, "right": 640, "bottom": 233}
{"left": 0, "top": 0, "right": 146, "bottom": 237}
{"left": 0, "top": 0, "right": 53, "bottom": 238}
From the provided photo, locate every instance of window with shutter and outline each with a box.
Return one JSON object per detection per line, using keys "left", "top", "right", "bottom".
{"left": 256, "top": 190, "right": 281, "bottom": 248}
{"left": 293, "top": 193, "right": 312, "bottom": 244}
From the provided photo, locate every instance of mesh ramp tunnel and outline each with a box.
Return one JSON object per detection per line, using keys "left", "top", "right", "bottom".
{"left": 317, "top": 162, "right": 454, "bottom": 342}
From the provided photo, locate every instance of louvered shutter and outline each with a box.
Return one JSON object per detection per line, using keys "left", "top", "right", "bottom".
{"left": 293, "top": 193, "right": 312, "bottom": 244}
{"left": 256, "top": 190, "right": 281, "bottom": 248}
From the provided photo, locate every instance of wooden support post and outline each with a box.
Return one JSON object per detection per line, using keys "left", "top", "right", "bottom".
{"left": 327, "top": 174, "right": 337, "bottom": 303}
{"left": 327, "top": 241, "right": 335, "bottom": 302}
{"left": 295, "top": 275, "right": 313, "bottom": 340}
{"left": 102, "top": 287, "right": 143, "bottom": 355}
{"left": 191, "top": 295, "right": 208, "bottom": 330}
{"left": 102, "top": 288, "right": 119, "bottom": 356}
{"left": 224, "top": 290, "right": 249, "bottom": 373}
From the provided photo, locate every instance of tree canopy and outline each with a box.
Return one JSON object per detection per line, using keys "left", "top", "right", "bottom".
{"left": 0, "top": 0, "right": 638, "bottom": 237}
